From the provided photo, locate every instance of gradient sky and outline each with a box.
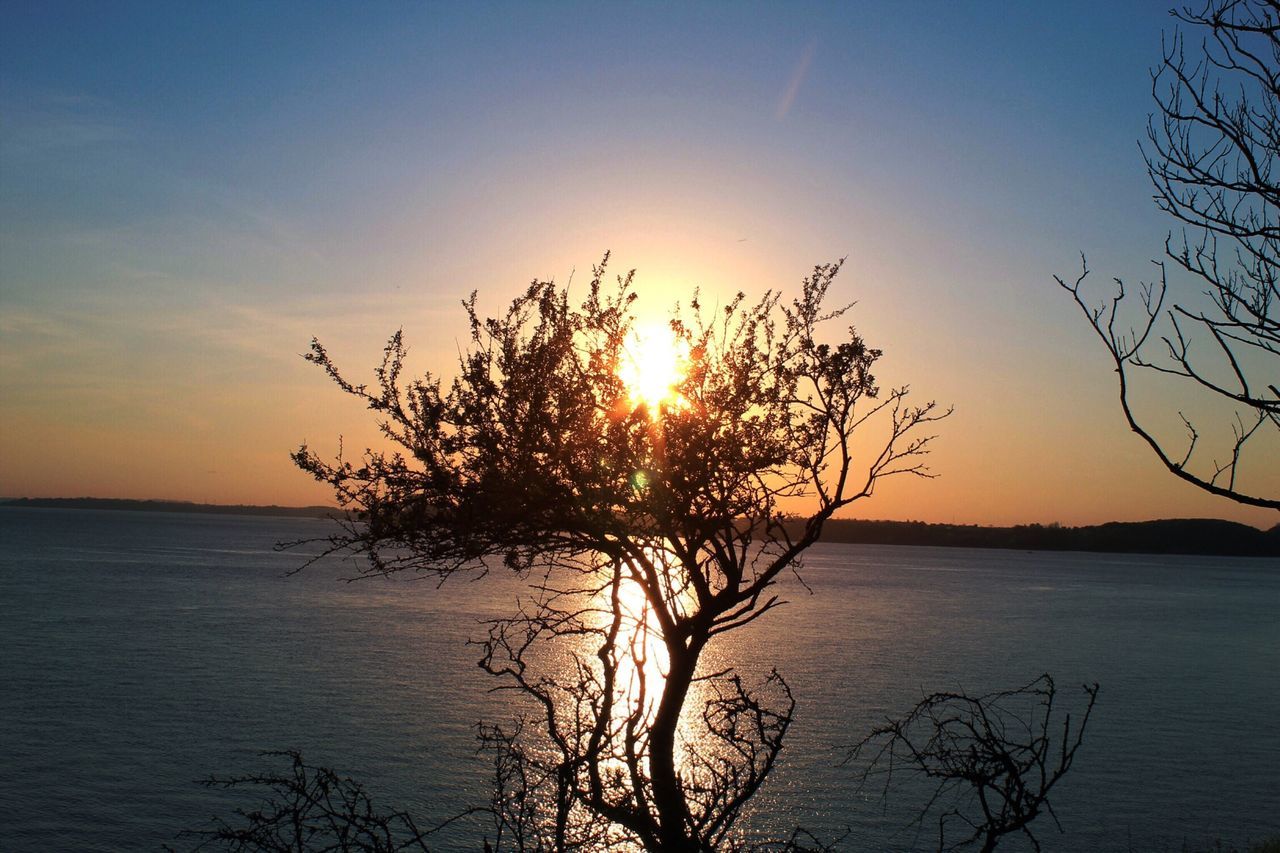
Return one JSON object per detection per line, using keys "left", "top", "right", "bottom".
{"left": 2, "top": 1, "right": 1277, "bottom": 528}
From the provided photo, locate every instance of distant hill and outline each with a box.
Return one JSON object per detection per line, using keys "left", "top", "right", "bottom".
{"left": 0, "top": 497, "right": 337, "bottom": 519}
{"left": 3, "top": 497, "right": 1276, "bottom": 557}
{"left": 813, "top": 518, "right": 1280, "bottom": 557}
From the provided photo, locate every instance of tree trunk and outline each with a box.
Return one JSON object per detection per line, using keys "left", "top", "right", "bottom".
{"left": 647, "top": 640, "right": 702, "bottom": 851}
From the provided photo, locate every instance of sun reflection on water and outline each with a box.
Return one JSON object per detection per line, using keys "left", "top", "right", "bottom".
{"left": 595, "top": 547, "right": 723, "bottom": 786}
{"left": 483, "top": 544, "right": 743, "bottom": 847}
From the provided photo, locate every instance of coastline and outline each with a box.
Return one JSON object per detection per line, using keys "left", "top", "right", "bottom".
{"left": 4, "top": 497, "right": 1276, "bottom": 558}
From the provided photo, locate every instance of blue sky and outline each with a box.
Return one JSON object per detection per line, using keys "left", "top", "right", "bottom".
{"left": 3, "top": 1, "right": 1275, "bottom": 526}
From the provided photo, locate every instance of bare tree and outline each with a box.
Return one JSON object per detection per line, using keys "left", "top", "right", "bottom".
{"left": 848, "top": 675, "right": 1099, "bottom": 853}
{"left": 177, "top": 751, "right": 448, "bottom": 852}
{"left": 1059, "top": 0, "right": 1280, "bottom": 510}
{"left": 292, "top": 255, "right": 948, "bottom": 850}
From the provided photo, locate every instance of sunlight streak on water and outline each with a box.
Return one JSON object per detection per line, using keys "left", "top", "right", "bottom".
{"left": 610, "top": 548, "right": 725, "bottom": 771}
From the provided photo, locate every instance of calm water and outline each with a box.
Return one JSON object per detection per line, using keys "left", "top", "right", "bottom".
{"left": 1, "top": 507, "right": 1277, "bottom": 851}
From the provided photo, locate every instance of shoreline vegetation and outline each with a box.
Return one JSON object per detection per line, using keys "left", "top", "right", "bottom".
{"left": 4, "top": 497, "right": 1277, "bottom": 557}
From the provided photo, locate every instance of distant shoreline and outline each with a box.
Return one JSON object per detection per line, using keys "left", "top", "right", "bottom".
{"left": 0, "top": 497, "right": 337, "bottom": 519}
{"left": 3, "top": 497, "right": 1277, "bottom": 558}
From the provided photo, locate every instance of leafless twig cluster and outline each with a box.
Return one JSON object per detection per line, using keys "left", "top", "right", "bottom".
{"left": 177, "top": 750, "right": 463, "bottom": 852}
{"left": 847, "top": 675, "right": 1099, "bottom": 853}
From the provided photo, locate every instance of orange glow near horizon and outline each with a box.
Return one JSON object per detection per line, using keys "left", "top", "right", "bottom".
{"left": 618, "top": 323, "right": 689, "bottom": 413}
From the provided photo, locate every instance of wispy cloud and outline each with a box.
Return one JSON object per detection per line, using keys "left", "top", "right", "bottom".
{"left": 775, "top": 41, "right": 816, "bottom": 121}
{"left": 0, "top": 87, "right": 133, "bottom": 157}
{"left": 0, "top": 310, "right": 78, "bottom": 340}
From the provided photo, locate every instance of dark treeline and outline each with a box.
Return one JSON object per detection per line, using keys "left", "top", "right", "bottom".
{"left": 4, "top": 498, "right": 1276, "bottom": 557}
{"left": 811, "top": 518, "right": 1280, "bottom": 557}
{"left": 0, "top": 497, "right": 335, "bottom": 519}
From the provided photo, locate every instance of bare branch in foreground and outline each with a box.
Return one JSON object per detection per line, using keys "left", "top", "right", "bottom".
{"left": 847, "top": 674, "right": 1099, "bottom": 853}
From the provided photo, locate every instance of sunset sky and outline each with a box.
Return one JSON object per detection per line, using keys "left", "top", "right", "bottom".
{"left": 2, "top": 1, "right": 1277, "bottom": 528}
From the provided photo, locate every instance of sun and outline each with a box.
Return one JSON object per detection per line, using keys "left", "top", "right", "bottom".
{"left": 618, "top": 323, "right": 688, "bottom": 413}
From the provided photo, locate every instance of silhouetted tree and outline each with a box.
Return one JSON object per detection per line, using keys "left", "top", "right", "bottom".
{"left": 178, "top": 751, "right": 447, "bottom": 852}
{"left": 1060, "top": 0, "right": 1279, "bottom": 510}
{"left": 848, "top": 675, "right": 1099, "bottom": 853}
{"left": 292, "top": 255, "right": 948, "bottom": 850}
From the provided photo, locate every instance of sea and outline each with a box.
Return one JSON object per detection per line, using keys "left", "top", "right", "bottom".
{"left": 1, "top": 506, "right": 1277, "bottom": 852}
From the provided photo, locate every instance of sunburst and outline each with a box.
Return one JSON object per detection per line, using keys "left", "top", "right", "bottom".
{"left": 617, "top": 323, "right": 688, "bottom": 413}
